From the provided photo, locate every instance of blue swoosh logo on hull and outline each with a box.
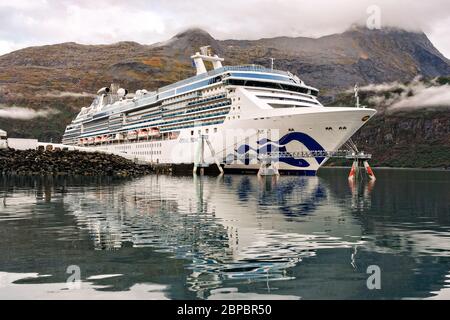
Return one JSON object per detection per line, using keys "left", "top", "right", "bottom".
{"left": 231, "top": 132, "right": 325, "bottom": 168}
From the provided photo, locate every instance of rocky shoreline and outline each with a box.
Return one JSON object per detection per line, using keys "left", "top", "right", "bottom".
{"left": 0, "top": 148, "right": 153, "bottom": 176}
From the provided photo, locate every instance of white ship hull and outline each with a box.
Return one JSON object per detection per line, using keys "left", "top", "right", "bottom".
{"left": 94, "top": 104, "right": 375, "bottom": 175}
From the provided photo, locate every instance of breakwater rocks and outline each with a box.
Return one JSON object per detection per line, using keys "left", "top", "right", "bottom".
{"left": 0, "top": 148, "right": 153, "bottom": 176}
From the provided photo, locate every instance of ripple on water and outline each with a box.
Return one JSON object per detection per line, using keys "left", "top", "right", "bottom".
{"left": 1, "top": 172, "right": 450, "bottom": 299}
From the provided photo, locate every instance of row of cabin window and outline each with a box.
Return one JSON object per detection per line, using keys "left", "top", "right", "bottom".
{"left": 137, "top": 142, "right": 162, "bottom": 148}
{"left": 161, "top": 119, "right": 224, "bottom": 132}
{"left": 133, "top": 150, "right": 161, "bottom": 155}
{"left": 114, "top": 143, "right": 161, "bottom": 150}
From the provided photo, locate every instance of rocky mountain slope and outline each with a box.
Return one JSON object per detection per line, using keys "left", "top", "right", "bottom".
{"left": 224, "top": 26, "right": 450, "bottom": 94}
{"left": 1, "top": 26, "right": 449, "bottom": 96}
{"left": 0, "top": 26, "right": 449, "bottom": 167}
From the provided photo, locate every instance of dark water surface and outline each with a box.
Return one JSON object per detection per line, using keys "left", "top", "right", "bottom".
{"left": 0, "top": 169, "right": 449, "bottom": 300}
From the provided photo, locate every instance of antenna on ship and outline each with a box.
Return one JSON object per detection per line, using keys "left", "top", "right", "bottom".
{"left": 354, "top": 84, "right": 360, "bottom": 108}
{"left": 270, "top": 58, "right": 274, "bottom": 70}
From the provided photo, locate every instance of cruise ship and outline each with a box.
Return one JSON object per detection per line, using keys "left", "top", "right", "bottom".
{"left": 62, "top": 46, "right": 376, "bottom": 175}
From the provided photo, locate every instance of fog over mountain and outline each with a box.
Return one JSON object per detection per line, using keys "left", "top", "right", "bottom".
{"left": 1, "top": 0, "right": 450, "bottom": 57}
{"left": 358, "top": 78, "right": 450, "bottom": 112}
{"left": 0, "top": 105, "right": 58, "bottom": 120}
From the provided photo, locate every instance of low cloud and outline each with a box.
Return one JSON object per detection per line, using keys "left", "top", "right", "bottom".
{"left": 0, "top": 105, "right": 59, "bottom": 120}
{"left": 358, "top": 82, "right": 408, "bottom": 93}
{"left": 359, "top": 78, "right": 450, "bottom": 112}
{"left": 39, "top": 91, "right": 96, "bottom": 98}
{"left": 0, "top": 1, "right": 450, "bottom": 57}
{"left": 390, "top": 85, "right": 450, "bottom": 110}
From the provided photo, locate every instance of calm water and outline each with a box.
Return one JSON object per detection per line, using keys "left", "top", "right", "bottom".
{"left": 0, "top": 169, "right": 449, "bottom": 300}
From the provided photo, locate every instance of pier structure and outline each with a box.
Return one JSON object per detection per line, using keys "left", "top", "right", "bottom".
{"left": 346, "top": 152, "right": 376, "bottom": 181}
{"left": 231, "top": 150, "right": 375, "bottom": 179}
{"left": 4, "top": 135, "right": 374, "bottom": 178}
{"left": 193, "top": 135, "right": 224, "bottom": 175}
{"left": 344, "top": 138, "right": 376, "bottom": 181}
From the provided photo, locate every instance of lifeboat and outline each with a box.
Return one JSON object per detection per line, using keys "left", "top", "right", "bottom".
{"left": 148, "top": 127, "right": 160, "bottom": 137}
{"left": 127, "top": 130, "right": 137, "bottom": 140}
{"left": 138, "top": 129, "right": 148, "bottom": 138}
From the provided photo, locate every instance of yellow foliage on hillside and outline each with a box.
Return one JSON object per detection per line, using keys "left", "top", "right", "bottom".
{"left": 141, "top": 57, "right": 162, "bottom": 67}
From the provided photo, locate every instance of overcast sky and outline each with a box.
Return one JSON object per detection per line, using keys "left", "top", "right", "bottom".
{"left": 1, "top": 0, "right": 450, "bottom": 57}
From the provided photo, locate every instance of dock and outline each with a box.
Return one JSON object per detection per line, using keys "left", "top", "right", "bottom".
{"left": 1, "top": 130, "right": 375, "bottom": 178}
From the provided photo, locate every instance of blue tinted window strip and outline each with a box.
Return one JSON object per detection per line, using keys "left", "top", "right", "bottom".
{"left": 160, "top": 111, "right": 229, "bottom": 126}
{"left": 175, "top": 77, "right": 217, "bottom": 95}
{"left": 164, "top": 101, "right": 231, "bottom": 118}
{"left": 124, "top": 117, "right": 161, "bottom": 129}
{"left": 78, "top": 116, "right": 226, "bottom": 138}
{"left": 160, "top": 119, "right": 225, "bottom": 132}
{"left": 230, "top": 72, "right": 293, "bottom": 83}
{"left": 159, "top": 90, "right": 175, "bottom": 99}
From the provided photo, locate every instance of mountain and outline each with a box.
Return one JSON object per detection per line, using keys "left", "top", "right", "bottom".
{"left": 158, "top": 28, "right": 222, "bottom": 57}
{"left": 2, "top": 27, "right": 449, "bottom": 96}
{"left": 0, "top": 26, "right": 449, "bottom": 167}
{"left": 232, "top": 26, "right": 450, "bottom": 94}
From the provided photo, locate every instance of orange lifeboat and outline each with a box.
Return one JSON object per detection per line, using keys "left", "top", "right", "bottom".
{"left": 127, "top": 130, "right": 137, "bottom": 140}
{"left": 138, "top": 128, "right": 148, "bottom": 138}
{"left": 148, "top": 127, "right": 160, "bottom": 137}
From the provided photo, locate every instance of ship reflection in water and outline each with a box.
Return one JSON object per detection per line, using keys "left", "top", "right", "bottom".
{"left": 0, "top": 169, "right": 449, "bottom": 299}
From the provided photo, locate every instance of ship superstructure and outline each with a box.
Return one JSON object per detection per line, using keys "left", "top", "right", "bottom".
{"left": 63, "top": 46, "right": 376, "bottom": 175}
